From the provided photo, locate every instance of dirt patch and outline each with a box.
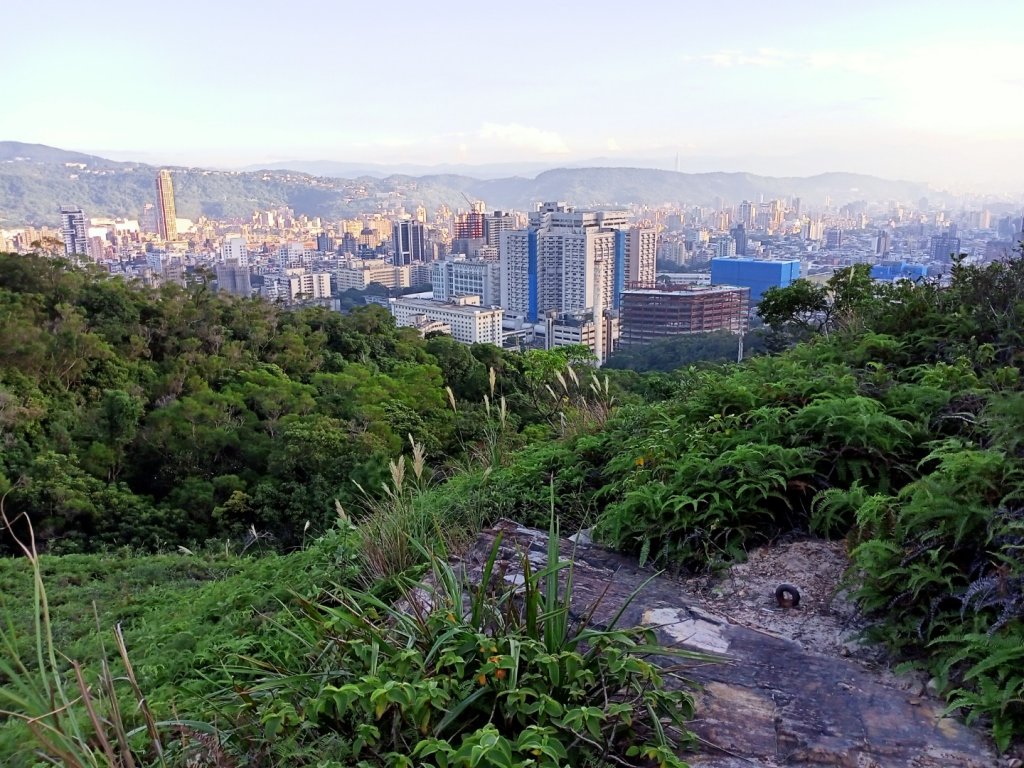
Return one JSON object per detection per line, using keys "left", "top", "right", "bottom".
{"left": 683, "top": 539, "right": 881, "bottom": 663}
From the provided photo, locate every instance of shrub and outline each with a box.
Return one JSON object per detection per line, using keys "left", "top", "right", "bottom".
{"left": 849, "top": 443, "right": 1024, "bottom": 749}
{"left": 596, "top": 442, "right": 816, "bottom": 570}
{"left": 219, "top": 517, "right": 706, "bottom": 767}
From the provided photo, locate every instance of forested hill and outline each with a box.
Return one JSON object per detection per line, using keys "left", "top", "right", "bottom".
{"left": 0, "top": 140, "right": 944, "bottom": 225}
{"left": 0, "top": 252, "right": 597, "bottom": 553}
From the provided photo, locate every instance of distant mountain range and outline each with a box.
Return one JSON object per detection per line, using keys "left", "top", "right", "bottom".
{"left": 238, "top": 157, "right": 678, "bottom": 179}
{"left": 0, "top": 141, "right": 948, "bottom": 227}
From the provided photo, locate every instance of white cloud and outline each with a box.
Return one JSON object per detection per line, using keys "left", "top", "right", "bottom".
{"left": 681, "top": 44, "right": 1024, "bottom": 136}
{"left": 478, "top": 122, "right": 570, "bottom": 155}
{"left": 605, "top": 137, "right": 622, "bottom": 152}
{"left": 685, "top": 43, "right": 1019, "bottom": 80}
{"left": 694, "top": 48, "right": 792, "bottom": 68}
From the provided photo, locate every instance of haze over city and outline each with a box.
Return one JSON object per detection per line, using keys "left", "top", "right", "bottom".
{"left": 3, "top": 0, "right": 1023, "bottom": 191}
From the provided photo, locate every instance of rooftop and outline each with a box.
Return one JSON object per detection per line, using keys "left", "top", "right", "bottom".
{"left": 622, "top": 283, "right": 750, "bottom": 296}
{"left": 390, "top": 295, "right": 501, "bottom": 315}
{"left": 711, "top": 256, "right": 801, "bottom": 264}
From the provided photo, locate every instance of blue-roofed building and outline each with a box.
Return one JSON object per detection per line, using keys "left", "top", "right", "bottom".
{"left": 710, "top": 257, "right": 801, "bottom": 302}
{"left": 870, "top": 261, "right": 928, "bottom": 282}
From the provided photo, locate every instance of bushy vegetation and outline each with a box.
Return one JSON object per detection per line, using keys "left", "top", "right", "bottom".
{"left": 0, "top": 253, "right": 603, "bottom": 554}
{"left": 2, "top": 251, "right": 1024, "bottom": 763}
{"left": 215, "top": 518, "right": 701, "bottom": 768}
{"left": 328, "top": 258, "right": 1024, "bottom": 748}
{"left": 0, "top": 515, "right": 362, "bottom": 764}
{"left": 0, "top": 495, "right": 700, "bottom": 767}
{"left": 478, "top": 259, "right": 1024, "bottom": 749}
{"left": 603, "top": 329, "right": 766, "bottom": 373}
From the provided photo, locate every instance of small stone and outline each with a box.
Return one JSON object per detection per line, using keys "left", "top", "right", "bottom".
{"left": 926, "top": 677, "right": 942, "bottom": 697}
{"left": 568, "top": 528, "right": 592, "bottom": 545}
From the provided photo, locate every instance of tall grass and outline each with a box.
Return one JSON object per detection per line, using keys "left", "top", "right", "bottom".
{"left": 547, "top": 365, "right": 616, "bottom": 438}
{"left": 0, "top": 490, "right": 221, "bottom": 768}
{"left": 444, "top": 366, "right": 514, "bottom": 473}
{"left": 349, "top": 435, "right": 483, "bottom": 586}
{"left": 217, "top": 493, "right": 712, "bottom": 767}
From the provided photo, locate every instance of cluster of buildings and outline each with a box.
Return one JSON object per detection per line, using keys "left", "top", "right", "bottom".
{"left": 387, "top": 202, "right": 774, "bottom": 363}
{"left": 656, "top": 196, "right": 1023, "bottom": 277}
{"left": 3, "top": 169, "right": 1022, "bottom": 366}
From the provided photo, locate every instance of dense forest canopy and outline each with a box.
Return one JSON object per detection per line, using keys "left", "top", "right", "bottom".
{"left": 0, "top": 253, "right": 600, "bottom": 553}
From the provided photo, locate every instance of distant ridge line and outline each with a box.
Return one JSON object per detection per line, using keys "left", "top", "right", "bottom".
{"left": 0, "top": 140, "right": 948, "bottom": 226}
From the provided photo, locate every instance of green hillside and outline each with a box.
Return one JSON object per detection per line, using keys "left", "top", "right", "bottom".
{"left": 1, "top": 251, "right": 1022, "bottom": 765}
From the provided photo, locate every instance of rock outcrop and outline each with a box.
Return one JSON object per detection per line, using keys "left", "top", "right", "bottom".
{"left": 461, "top": 521, "right": 996, "bottom": 768}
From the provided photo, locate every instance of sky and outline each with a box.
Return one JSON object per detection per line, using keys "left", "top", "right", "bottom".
{"left": 2, "top": 0, "right": 1023, "bottom": 191}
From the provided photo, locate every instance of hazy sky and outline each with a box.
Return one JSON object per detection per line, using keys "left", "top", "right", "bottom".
{"left": 2, "top": 0, "right": 1023, "bottom": 190}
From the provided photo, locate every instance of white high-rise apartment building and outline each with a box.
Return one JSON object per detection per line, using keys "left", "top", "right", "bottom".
{"left": 279, "top": 241, "right": 306, "bottom": 268}
{"left": 431, "top": 259, "right": 501, "bottom": 305}
{"left": 499, "top": 202, "right": 655, "bottom": 322}
{"left": 500, "top": 229, "right": 535, "bottom": 318}
{"left": 626, "top": 226, "right": 657, "bottom": 285}
{"left": 221, "top": 235, "right": 248, "bottom": 267}
{"left": 288, "top": 272, "right": 332, "bottom": 301}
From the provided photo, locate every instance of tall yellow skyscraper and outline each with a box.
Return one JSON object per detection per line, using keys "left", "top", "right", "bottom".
{"left": 155, "top": 170, "right": 177, "bottom": 241}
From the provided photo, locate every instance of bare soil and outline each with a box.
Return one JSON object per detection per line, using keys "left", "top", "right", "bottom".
{"left": 683, "top": 539, "right": 884, "bottom": 664}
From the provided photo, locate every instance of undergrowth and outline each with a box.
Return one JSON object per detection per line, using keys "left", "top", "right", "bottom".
{"left": 0, "top": 492, "right": 705, "bottom": 767}
{"left": 217, "top": 514, "right": 706, "bottom": 767}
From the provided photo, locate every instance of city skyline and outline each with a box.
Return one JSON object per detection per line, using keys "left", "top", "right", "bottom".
{"left": 2, "top": 0, "right": 1023, "bottom": 192}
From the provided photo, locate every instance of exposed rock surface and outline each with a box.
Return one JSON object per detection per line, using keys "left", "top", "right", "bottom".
{"left": 461, "top": 521, "right": 998, "bottom": 768}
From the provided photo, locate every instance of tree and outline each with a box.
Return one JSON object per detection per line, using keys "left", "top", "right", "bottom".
{"left": 425, "top": 335, "right": 488, "bottom": 402}
{"left": 80, "top": 389, "right": 144, "bottom": 481}
{"left": 758, "top": 265, "right": 882, "bottom": 346}
{"left": 758, "top": 279, "right": 830, "bottom": 338}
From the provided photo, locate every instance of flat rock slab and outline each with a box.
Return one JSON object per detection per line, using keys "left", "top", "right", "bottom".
{"left": 460, "top": 521, "right": 996, "bottom": 768}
